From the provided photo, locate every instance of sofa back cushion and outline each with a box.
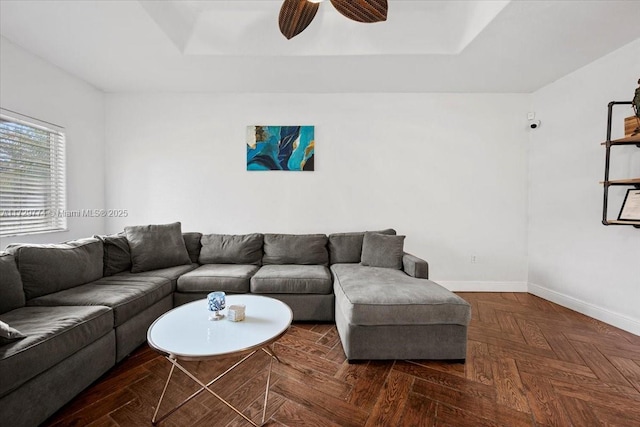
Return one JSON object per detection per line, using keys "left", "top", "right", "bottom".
{"left": 95, "top": 233, "right": 132, "bottom": 277}
{"left": 263, "top": 234, "right": 328, "bottom": 266}
{"left": 0, "top": 252, "right": 25, "bottom": 314}
{"left": 328, "top": 229, "right": 396, "bottom": 264}
{"left": 6, "top": 238, "right": 104, "bottom": 300}
{"left": 183, "top": 232, "right": 203, "bottom": 263}
{"left": 125, "top": 222, "right": 191, "bottom": 273}
{"left": 199, "top": 233, "right": 263, "bottom": 265}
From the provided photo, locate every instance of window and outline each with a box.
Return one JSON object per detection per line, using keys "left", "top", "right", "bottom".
{"left": 0, "top": 109, "right": 67, "bottom": 236}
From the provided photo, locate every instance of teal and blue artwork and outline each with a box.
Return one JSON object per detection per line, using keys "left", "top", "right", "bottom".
{"left": 247, "top": 125, "right": 315, "bottom": 171}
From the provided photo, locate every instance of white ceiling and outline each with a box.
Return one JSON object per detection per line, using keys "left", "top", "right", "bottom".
{"left": 1, "top": 0, "right": 639, "bottom": 93}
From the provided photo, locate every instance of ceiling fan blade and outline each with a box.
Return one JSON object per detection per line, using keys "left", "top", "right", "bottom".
{"left": 279, "top": 0, "right": 320, "bottom": 39}
{"left": 330, "top": 0, "right": 387, "bottom": 23}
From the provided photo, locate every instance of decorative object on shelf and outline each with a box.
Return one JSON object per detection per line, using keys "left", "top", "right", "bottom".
{"left": 618, "top": 189, "right": 640, "bottom": 222}
{"left": 279, "top": 0, "right": 387, "bottom": 39}
{"left": 207, "top": 291, "right": 226, "bottom": 321}
{"left": 247, "top": 125, "right": 315, "bottom": 171}
{"left": 228, "top": 304, "right": 246, "bottom": 322}
{"left": 632, "top": 78, "right": 640, "bottom": 136}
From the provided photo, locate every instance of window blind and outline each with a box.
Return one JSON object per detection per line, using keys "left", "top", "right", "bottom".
{"left": 0, "top": 109, "right": 67, "bottom": 236}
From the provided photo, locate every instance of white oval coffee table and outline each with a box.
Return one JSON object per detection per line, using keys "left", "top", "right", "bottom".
{"left": 147, "top": 295, "right": 293, "bottom": 426}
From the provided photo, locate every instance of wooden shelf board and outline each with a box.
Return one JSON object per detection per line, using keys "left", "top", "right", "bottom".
{"left": 605, "top": 220, "right": 640, "bottom": 226}
{"left": 601, "top": 135, "right": 640, "bottom": 145}
{"left": 600, "top": 178, "right": 640, "bottom": 185}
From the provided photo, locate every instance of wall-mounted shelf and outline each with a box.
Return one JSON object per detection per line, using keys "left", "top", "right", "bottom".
{"left": 601, "top": 101, "right": 640, "bottom": 228}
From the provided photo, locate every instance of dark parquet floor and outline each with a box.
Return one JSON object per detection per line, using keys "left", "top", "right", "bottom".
{"left": 43, "top": 292, "right": 640, "bottom": 426}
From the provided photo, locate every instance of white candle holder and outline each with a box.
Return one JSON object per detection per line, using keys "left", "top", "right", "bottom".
{"left": 228, "top": 304, "right": 246, "bottom": 322}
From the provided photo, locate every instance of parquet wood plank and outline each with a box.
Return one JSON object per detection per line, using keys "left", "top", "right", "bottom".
{"left": 309, "top": 323, "right": 334, "bottom": 335}
{"left": 407, "top": 359, "right": 466, "bottom": 378}
{"left": 569, "top": 340, "right": 633, "bottom": 386}
{"left": 536, "top": 326, "right": 585, "bottom": 364}
{"left": 272, "top": 359, "right": 352, "bottom": 400}
{"left": 398, "top": 393, "right": 436, "bottom": 427}
{"left": 550, "top": 378, "right": 640, "bottom": 415}
{"left": 273, "top": 342, "right": 341, "bottom": 377}
{"left": 495, "top": 310, "right": 524, "bottom": 337}
{"left": 476, "top": 300, "right": 500, "bottom": 324}
{"left": 224, "top": 391, "right": 286, "bottom": 427}
{"left": 607, "top": 355, "right": 640, "bottom": 394}
{"left": 412, "top": 377, "right": 533, "bottom": 426}
{"left": 48, "top": 388, "right": 137, "bottom": 427}
{"left": 276, "top": 333, "right": 331, "bottom": 357}
{"left": 270, "top": 399, "right": 342, "bottom": 427}
{"left": 345, "top": 361, "right": 394, "bottom": 410}
{"left": 559, "top": 395, "right": 601, "bottom": 427}
{"left": 85, "top": 416, "right": 120, "bottom": 427}
{"left": 491, "top": 356, "right": 530, "bottom": 413}
{"left": 40, "top": 293, "right": 640, "bottom": 427}
{"left": 315, "top": 326, "right": 341, "bottom": 348}
{"left": 435, "top": 402, "right": 534, "bottom": 427}
{"left": 564, "top": 330, "right": 640, "bottom": 353}
{"left": 393, "top": 360, "right": 495, "bottom": 401}
{"left": 364, "top": 370, "right": 413, "bottom": 427}
{"left": 520, "top": 372, "right": 572, "bottom": 426}
{"left": 516, "top": 317, "right": 552, "bottom": 350}
{"left": 271, "top": 377, "right": 369, "bottom": 427}
{"left": 465, "top": 339, "right": 494, "bottom": 385}
{"left": 489, "top": 346, "right": 597, "bottom": 378}
{"left": 323, "top": 340, "right": 348, "bottom": 364}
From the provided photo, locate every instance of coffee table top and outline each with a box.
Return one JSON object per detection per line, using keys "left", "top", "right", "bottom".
{"left": 147, "top": 295, "right": 293, "bottom": 360}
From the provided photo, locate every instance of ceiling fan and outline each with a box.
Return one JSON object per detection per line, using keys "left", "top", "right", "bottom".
{"left": 279, "top": 0, "right": 388, "bottom": 39}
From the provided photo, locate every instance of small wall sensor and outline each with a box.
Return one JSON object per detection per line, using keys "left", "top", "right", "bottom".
{"left": 529, "top": 119, "right": 541, "bottom": 129}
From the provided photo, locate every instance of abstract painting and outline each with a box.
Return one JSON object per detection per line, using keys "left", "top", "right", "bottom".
{"left": 247, "top": 125, "right": 314, "bottom": 171}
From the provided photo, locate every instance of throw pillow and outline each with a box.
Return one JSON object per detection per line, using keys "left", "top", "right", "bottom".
{"left": 182, "top": 232, "right": 203, "bottom": 263}
{"left": 361, "top": 232, "right": 405, "bottom": 269}
{"left": 199, "top": 234, "right": 263, "bottom": 265}
{"left": 125, "top": 222, "right": 191, "bottom": 273}
{"left": 94, "top": 233, "right": 132, "bottom": 276}
{"left": 0, "top": 320, "right": 26, "bottom": 344}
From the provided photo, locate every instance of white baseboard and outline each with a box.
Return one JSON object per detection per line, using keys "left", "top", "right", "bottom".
{"left": 528, "top": 282, "right": 640, "bottom": 336}
{"left": 436, "top": 281, "right": 528, "bottom": 292}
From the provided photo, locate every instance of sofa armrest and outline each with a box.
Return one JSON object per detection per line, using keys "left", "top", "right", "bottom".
{"left": 402, "top": 253, "right": 429, "bottom": 279}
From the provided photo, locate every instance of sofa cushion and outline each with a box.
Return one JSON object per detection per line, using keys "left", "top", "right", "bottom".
{"left": 125, "top": 222, "right": 191, "bottom": 273}
{"left": 177, "top": 264, "right": 260, "bottom": 293}
{"left": 0, "top": 252, "right": 25, "bottom": 314}
{"left": 27, "top": 276, "right": 171, "bottom": 327}
{"left": 328, "top": 229, "right": 396, "bottom": 264}
{"left": 183, "top": 232, "right": 203, "bottom": 263}
{"left": 251, "top": 265, "right": 332, "bottom": 294}
{"left": 0, "top": 320, "right": 26, "bottom": 344}
{"left": 262, "top": 234, "right": 328, "bottom": 266}
{"left": 361, "top": 232, "right": 405, "bottom": 270}
{"left": 95, "top": 233, "right": 132, "bottom": 277}
{"left": 331, "top": 264, "right": 471, "bottom": 326}
{"left": 199, "top": 234, "right": 263, "bottom": 265}
{"left": 6, "top": 238, "right": 104, "bottom": 300}
{"left": 115, "top": 263, "right": 199, "bottom": 290}
{"left": 0, "top": 305, "right": 113, "bottom": 397}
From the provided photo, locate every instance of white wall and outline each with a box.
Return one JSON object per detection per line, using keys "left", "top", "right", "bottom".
{"left": 529, "top": 38, "right": 640, "bottom": 334}
{"left": 0, "top": 37, "right": 105, "bottom": 247}
{"left": 105, "top": 93, "right": 530, "bottom": 286}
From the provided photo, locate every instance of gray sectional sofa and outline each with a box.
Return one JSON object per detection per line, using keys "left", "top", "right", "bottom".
{"left": 0, "top": 222, "right": 470, "bottom": 427}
